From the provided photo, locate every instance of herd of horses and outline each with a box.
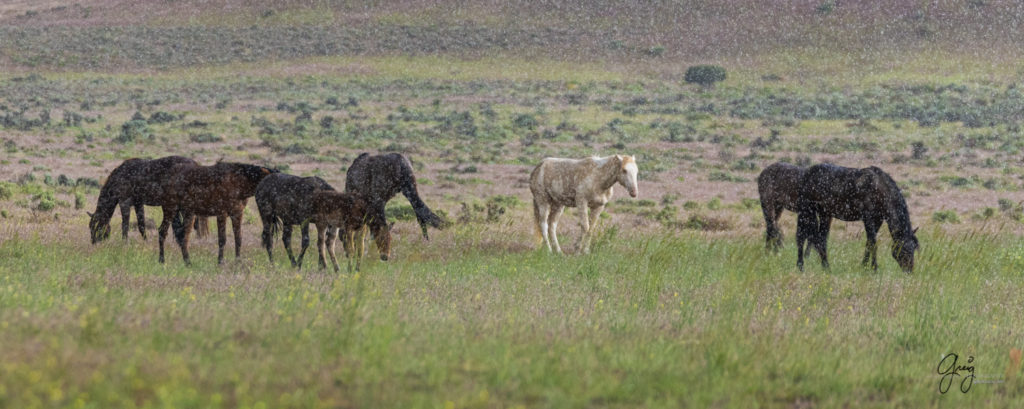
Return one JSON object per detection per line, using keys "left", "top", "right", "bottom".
{"left": 87, "top": 151, "right": 918, "bottom": 273}
{"left": 87, "top": 153, "right": 443, "bottom": 272}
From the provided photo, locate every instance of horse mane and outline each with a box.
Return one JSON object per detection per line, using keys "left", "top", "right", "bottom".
{"left": 864, "top": 166, "right": 914, "bottom": 240}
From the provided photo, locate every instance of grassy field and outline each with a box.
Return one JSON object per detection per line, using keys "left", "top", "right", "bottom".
{"left": 3, "top": 0, "right": 1024, "bottom": 408}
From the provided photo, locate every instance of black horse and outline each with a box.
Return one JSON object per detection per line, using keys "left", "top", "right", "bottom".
{"left": 88, "top": 156, "right": 208, "bottom": 244}
{"left": 796, "top": 164, "right": 919, "bottom": 272}
{"left": 255, "top": 173, "right": 340, "bottom": 268}
{"left": 757, "top": 162, "right": 806, "bottom": 252}
{"left": 158, "top": 162, "right": 278, "bottom": 265}
{"left": 345, "top": 152, "right": 443, "bottom": 241}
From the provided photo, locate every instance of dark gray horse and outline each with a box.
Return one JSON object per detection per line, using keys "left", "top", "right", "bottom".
{"left": 796, "top": 164, "right": 919, "bottom": 272}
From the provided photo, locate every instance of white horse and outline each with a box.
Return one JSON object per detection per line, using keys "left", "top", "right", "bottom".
{"left": 529, "top": 155, "right": 639, "bottom": 254}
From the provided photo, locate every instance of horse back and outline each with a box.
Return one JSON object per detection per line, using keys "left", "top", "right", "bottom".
{"left": 530, "top": 157, "right": 599, "bottom": 206}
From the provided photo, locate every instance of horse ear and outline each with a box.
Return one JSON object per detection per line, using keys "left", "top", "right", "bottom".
{"left": 389, "top": 221, "right": 396, "bottom": 231}
{"left": 912, "top": 227, "right": 919, "bottom": 235}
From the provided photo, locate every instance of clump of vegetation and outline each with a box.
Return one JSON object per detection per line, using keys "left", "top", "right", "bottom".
{"left": 116, "top": 119, "right": 150, "bottom": 143}
{"left": 684, "top": 65, "right": 727, "bottom": 88}
{"left": 189, "top": 133, "right": 223, "bottom": 143}
{"left": 931, "top": 210, "right": 960, "bottom": 224}
{"left": 683, "top": 214, "right": 732, "bottom": 231}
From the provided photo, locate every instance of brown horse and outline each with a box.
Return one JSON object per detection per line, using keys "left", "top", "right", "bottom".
{"left": 345, "top": 153, "right": 442, "bottom": 242}
{"left": 309, "top": 191, "right": 389, "bottom": 272}
{"left": 796, "top": 164, "right": 919, "bottom": 272}
{"left": 756, "top": 162, "right": 806, "bottom": 252}
{"left": 88, "top": 156, "right": 208, "bottom": 244}
{"left": 255, "top": 173, "right": 338, "bottom": 268}
{"left": 157, "top": 161, "right": 278, "bottom": 265}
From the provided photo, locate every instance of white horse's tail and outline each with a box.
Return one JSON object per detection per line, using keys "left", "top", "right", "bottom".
{"left": 532, "top": 196, "right": 544, "bottom": 243}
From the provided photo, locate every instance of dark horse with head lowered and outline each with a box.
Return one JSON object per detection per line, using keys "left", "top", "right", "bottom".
{"left": 345, "top": 153, "right": 443, "bottom": 250}
{"left": 88, "top": 156, "right": 208, "bottom": 244}
{"left": 158, "top": 161, "right": 277, "bottom": 265}
{"left": 796, "top": 164, "right": 919, "bottom": 272}
{"left": 757, "top": 162, "right": 806, "bottom": 252}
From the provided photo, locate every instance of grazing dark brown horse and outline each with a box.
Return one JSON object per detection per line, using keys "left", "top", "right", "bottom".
{"left": 796, "top": 164, "right": 919, "bottom": 273}
{"left": 309, "top": 191, "right": 390, "bottom": 272}
{"left": 757, "top": 162, "right": 806, "bottom": 252}
{"left": 345, "top": 153, "right": 443, "bottom": 241}
{"left": 88, "top": 156, "right": 208, "bottom": 244}
{"left": 158, "top": 162, "right": 277, "bottom": 265}
{"left": 255, "top": 173, "right": 338, "bottom": 268}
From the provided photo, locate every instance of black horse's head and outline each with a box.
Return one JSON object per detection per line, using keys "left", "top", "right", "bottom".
{"left": 892, "top": 227, "right": 920, "bottom": 273}
{"left": 87, "top": 211, "right": 111, "bottom": 244}
{"left": 369, "top": 219, "right": 393, "bottom": 262}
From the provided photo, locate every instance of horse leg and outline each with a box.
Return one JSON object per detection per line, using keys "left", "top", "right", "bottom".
{"left": 282, "top": 224, "right": 297, "bottom": 267}
{"left": 158, "top": 208, "right": 172, "bottom": 263}
{"left": 119, "top": 200, "right": 131, "bottom": 240}
{"left": 547, "top": 205, "right": 564, "bottom": 254}
{"left": 353, "top": 225, "right": 365, "bottom": 272}
{"left": 315, "top": 223, "right": 331, "bottom": 272}
{"left": 296, "top": 222, "right": 311, "bottom": 270}
{"left": 814, "top": 216, "right": 832, "bottom": 270}
{"left": 772, "top": 208, "right": 785, "bottom": 251}
{"left": 576, "top": 199, "right": 592, "bottom": 254}
{"left": 325, "top": 225, "right": 341, "bottom": 273}
{"left": 261, "top": 216, "right": 274, "bottom": 265}
{"left": 863, "top": 219, "right": 881, "bottom": 271}
{"left": 231, "top": 212, "right": 242, "bottom": 261}
{"left": 216, "top": 215, "right": 227, "bottom": 265}
{"left": 583, "top": 203, "right": 604, "bottom": 253}
{"left": 135, "top": 203, "right": 147, "bottom": 240}
{"left": 534, "top": 199, "right": 552, "bottom": 252}
{"left": 179, "top": 212, "right": 196, "bottom": 266}
{"left": 796, "top": 211, "right": 813, "bottom": 271}
{"left": 761, "top": 202, "right": 776, "bottom": 251}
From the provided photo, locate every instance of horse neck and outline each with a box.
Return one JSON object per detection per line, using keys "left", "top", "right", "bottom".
{"left": 881, "top": 182, "right": 914, "bottom": 241}
{"left": 595, "top": 157, "right": 620, "bottom": 191}
{"left": 93, "top": 185, "right": 121, "bottom": 224}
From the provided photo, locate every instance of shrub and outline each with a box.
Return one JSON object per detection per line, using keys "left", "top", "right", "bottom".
{"left": 116, "top": 119, "right": 150, "bottom": 144}
{"left": 148, "top": 111, "right": 179, "bottom": 124}
{"left": 74, "top": 192, "right": 86, "bottom": 210}
{"left": 684, "top": 65, "right": 727, "bottom": 87}
{"left": 683, "top": 214, "right": 732, "bottom": 231}
{"left": 931, "top": 210, "right": 960, "bottom": 224}
{"left": 189, "top": 133, "right": 223, "bottom": 143}
{"left": 513, "top": 114, "right": 539, "bottom": 130}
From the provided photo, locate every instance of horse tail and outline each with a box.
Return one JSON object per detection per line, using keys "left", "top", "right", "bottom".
{"left": 398, "top": 157, "right": 443, "bottom": 239}
{"left": 193, "top": 217, "right": 209, "bottom": 238}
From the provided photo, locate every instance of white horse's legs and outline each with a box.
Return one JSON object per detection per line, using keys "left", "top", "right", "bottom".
{"left": 548, "top": 205, "right": 564, "bottom": 254}
{"left": 582, "top": 204, "right": 604, "bottom": 253}
{"left": 535, "top": 201, "right": 552, "bottom": 252}
{"left": 576, "top": 199, "right": 591, "bottom": 254}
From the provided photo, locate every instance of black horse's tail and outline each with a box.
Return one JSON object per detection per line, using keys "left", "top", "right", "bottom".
{"left": 400, "top": 174, "right": 443, "bottom": 239}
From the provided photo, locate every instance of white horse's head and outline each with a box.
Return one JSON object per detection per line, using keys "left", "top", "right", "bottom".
{"left": 616, "top": 155, "right": 639, "bottom": 198}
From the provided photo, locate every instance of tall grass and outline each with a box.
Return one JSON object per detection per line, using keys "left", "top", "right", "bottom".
{"left": 1, "top": 225, "right": 1022, "bottom": 408}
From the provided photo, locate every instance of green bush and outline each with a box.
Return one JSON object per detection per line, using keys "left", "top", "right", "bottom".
{"left": 116, "top": 119, "right": 150, "bottom": 144}
{"left": 684, "top": 65, "right": 727, "bottom": 87}
{"left": 931, "top": 210, "right": 960, "bottom": 224}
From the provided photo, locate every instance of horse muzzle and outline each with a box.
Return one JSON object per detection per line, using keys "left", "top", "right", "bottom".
{"left": 380, "top": 254, "right": 389, "bottom": 261}
{"left": 629, "top": 189, "right": 638, "bottom": 198}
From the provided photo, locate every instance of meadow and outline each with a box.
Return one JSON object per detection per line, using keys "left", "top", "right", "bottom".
{"left": 3, "top": 1, "right": 1024, "bottom": 408}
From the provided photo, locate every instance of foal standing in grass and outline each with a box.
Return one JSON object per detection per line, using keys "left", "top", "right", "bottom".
{"left": 530, "top": 155, "right": 639, "bottom": 254}
{"left": 309, "top": 191, "right": 386, "bottom": 272}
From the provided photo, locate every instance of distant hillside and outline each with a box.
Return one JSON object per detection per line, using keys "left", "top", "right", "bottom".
{"left": 2, "top": 0, "right": 1023, "bottom": 70}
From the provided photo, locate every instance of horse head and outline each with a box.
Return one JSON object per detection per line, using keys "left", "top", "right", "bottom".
{"left": 891, "top": 227, "right": 919, "bottom": 273}
{"left": 616, "top": 155, "right": 639, "bottom": 198}
{"left": 87, "top": 211, "right": 111, "bottom": 244}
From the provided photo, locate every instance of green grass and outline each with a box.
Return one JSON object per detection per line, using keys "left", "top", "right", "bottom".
{"left": 2, "top": 226, "right": 1023, "bottom": 408}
